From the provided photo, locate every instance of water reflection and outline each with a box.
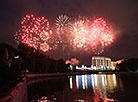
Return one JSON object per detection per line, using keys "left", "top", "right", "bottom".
{"left": 28, "top": 74, "right": 128, "bottom": 102}
{"left": 70, "top": 74, "right": 118, "bottom": 102}
{"left": 31, "top": 96, "right": 56, "bottom": 102}
{"left": 70, "top": 74, "right": 117, "bottom": 90}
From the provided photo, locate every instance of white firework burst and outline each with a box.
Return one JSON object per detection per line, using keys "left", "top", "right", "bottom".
{"left": 55, "top": 14, "right": 72, "bottom": 33}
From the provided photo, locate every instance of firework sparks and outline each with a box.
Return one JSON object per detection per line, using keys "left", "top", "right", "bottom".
{"left": 15, "top": 15, "right": 115, "bottom": 55}
{"left": 89, "top": 18, "right": 114, "bottom": 54}
{"left": 55, "top": 14, "right": 72, "bottom": 34}
{"left": 72, "top": 17, "right": 114, "bottom": 54}
{"left": 14, "top": 14, "right": 55, "bottom": 52}
{"left": 54, "top": 14, "right": 73, "bottom": 60}
{"left": 54, "top": 14, "right": 73, "bottom": 44}
{"left": 72, "top": 18, "right": 89, "bottom": 49}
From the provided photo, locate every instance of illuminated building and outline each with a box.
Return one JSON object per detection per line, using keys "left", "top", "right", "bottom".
{"left": 75, "top": 56, "right": 116, "bottom": 71}
{"left": 92, "top": 56, "right": 115, "bottom": 70}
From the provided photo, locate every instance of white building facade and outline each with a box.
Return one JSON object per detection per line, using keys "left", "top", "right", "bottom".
{"left": 91, "top": 56, "right": 115, "bottom": 70}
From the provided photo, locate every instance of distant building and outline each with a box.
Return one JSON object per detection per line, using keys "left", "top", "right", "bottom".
{"left": 75, "top": 56, "right": 117, "bottom": 71}
{"left": 92, "top": 56, "right": 115, "bottom": 70}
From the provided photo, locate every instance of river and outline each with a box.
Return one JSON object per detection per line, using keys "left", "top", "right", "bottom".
{"left": 28, "top": 73, "right": 138, "bottom": 102}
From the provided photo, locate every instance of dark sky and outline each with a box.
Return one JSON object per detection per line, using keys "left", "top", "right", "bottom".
{"left": 0, "top": 0, "right": 138, "bottom": 65}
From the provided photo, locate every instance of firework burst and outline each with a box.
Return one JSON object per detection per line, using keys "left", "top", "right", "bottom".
{"left": 89, "top": 18, "right": 114, "bottom": 54}
{"left": 15, "top": 14, "right": 115, "bottom": 55}
{"left": 54, "top": 14, "right": 74, "bottom": 60}
{"left": 72, "top": 18, "right": 89, "bottom": 49}
{"left": 55, "top": 14, "right": 72, "bottom": 34}
{"left": 14, "top": 14, "right": 55, "bottom": 52}
{"left": 72, "top": 17, "right": 114, "bottom": 54}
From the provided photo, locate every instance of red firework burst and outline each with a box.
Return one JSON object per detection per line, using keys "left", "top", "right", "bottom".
{"left": 14, "top": 14, "right": 54, "bottom": 52}
{"left": 72, "top": 17, "right": 114, "bottom": 54}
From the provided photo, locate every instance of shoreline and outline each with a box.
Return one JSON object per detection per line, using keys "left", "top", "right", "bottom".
{"left": 26, "top": 71, "right": 138, "bottom": 81}
{"left": 1, "top": 71, "right": 138, "bottom": 101}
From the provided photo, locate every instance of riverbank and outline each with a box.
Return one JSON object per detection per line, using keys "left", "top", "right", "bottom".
{"left": 1, "top": 71, "right": 138, "bottom": 102}
{"left": 26, "top": 71, "right": 138, "bottom": 84}
{"left": 0, "top": 79, "right": 27, "bottom": 102}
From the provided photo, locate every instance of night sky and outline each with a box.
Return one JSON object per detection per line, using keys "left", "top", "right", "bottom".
{"left": 0, "top": 0, "right": 138, "bottom": 65}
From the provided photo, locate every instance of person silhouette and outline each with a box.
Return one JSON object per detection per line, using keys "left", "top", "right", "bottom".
{"left": 0, "top": 47, "right": 18, "bottom": 96}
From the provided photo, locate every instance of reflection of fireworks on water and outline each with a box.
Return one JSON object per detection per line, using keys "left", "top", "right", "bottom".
{"left": 72, "top": 17, "right": 114, "bottom": 54}
{"left": 14, "top": 14, "right": 55, "bottom": 52}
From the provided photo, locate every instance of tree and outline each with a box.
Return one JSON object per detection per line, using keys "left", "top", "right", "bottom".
{"left": 118, "top": 58, "right": 138, "bottom": 71}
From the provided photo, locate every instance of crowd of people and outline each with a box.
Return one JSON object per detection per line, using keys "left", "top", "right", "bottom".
{"left": 0, "top": 46, "right": 25, "bottom": 97}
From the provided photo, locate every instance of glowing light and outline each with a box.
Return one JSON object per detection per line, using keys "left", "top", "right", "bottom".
{"left": 72, "top": 17, "right": 114, "bottom": 54}
{"left": 55, "top": 14, "right": 72, "bottom": 34}
{"left": 82, "top": 75, "right": 85, "bottom": 89}
{"left": 70, "top": 76, "right": 73, "bottom": 89}
{"left": 15, "top": 14, "right": 55, "bottom": 52}
{"left": 55, "top": 14, "right": 73, "bottom": 59}
{"left": 76, "top": 75, "right": 79, "bottom": 89}
{"left": 55, "top": 14, "right": 73, "bottom": 46}
{"left": 15, "top": 15, "right": 115, "bottom": 55}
